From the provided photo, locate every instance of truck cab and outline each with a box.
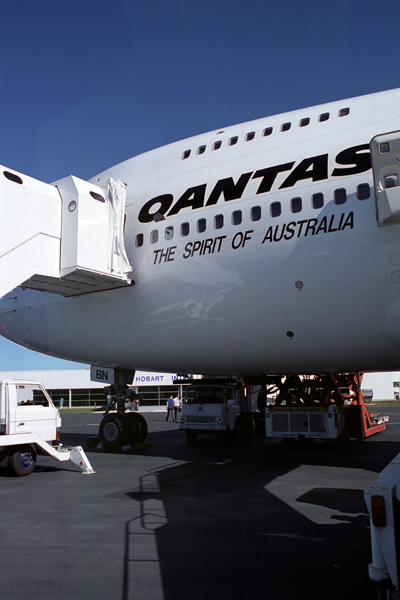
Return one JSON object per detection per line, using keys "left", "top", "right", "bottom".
{"left": 0, "top": 380, "right": 61, "bottom": 442}
{"left": 179, "top": 381, "right": 256, "bottom": 441}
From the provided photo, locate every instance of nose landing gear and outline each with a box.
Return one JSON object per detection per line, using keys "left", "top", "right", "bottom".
{"left": 98, "top": 371, "right": 148, "bottom": 450}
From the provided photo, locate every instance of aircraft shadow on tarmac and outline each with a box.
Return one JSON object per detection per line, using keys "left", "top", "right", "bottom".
{"left": 13, "top": 421, "right": 400, "bottom": 599}
{"left": 81, "top": 428, "right": 400, "bottom": 600}
{"left": 116, "top": 450, "right": 378, "bottom": 600}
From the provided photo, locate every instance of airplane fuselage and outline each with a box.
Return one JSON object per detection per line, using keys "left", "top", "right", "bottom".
{"left": 2, "top": 89, "right": 400, "bottom": 375}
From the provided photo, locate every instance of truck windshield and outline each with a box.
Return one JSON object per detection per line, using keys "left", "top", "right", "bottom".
{"left": 185, "top": 387, "right": 224, "bottom": 404}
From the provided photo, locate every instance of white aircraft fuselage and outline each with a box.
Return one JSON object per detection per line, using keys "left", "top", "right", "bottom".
{"left": 2, "top": 89, "right": 400, "bottom": 375}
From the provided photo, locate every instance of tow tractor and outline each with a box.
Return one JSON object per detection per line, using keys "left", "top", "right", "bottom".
{"left": 0, "top": 379, "right": 94, "bottom": 476}
{"left": 263, "top": 373, "right": 387, "bottom": 441}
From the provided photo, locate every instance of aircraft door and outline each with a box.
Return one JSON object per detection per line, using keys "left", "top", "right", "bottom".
{"left": 371, "top": 131, "right": 400, "bottom": 226}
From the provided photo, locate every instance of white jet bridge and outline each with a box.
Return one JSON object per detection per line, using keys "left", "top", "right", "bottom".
{"left": 0, "top": 167, "right": 133, "bottom": 298}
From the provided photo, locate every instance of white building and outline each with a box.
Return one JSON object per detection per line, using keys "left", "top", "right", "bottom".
{"left": 361, "top": 372, "right": 400, "bottom": 401}
{"left": 0, "top": 368, "right": 184, "bottom": 408}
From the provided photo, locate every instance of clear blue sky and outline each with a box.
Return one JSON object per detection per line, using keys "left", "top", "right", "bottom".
{"left": 0, "top": 0, "right": 398, "bottom": 370}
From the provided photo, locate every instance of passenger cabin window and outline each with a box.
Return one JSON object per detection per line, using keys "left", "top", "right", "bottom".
{"left": 299, "top": 118, "right": 310, "bottom": 127}
{"left": 229, "top": 136, "right": 238, "bottom": 146}
{"left": 212, "top": 141, "right": 222, "bottom": 151}
{"left": 214, "top": 214, "right": 224, "bottom": 229}
{"left": 197, "top": 218, "right": 206, "bottom": 233}
{"left": 319, "top": 113, "right": 330, "bottom": 122}
{"left": 384, "top": 174, "right": 400, "bottom": 189}
{"left": 338, "top": 108, "right": 350, "bottom": 117}
{"left": 165, "top": 226, "right": 174, "bottom": 240}
{"left": 197, "top": 145, "right": 206, "bottom": 155}
{"left": 262, "top": 127, "right": 273, "bottom": 137}
{"left": 250, "top": 206, "right": 261, "bottom": 221}
{"left": 181, "top": 222, "right": 190, "bottom": 237}
{"left": 281, "top": 122, "right": 291, "bottom": 132}
{"left": 357, "top": 183, "right": 370, "bottom": 200}
{"left": 245, "top": 132, "right": 255, "bottom": 141}
{"left": 291, "top": 197, "right": 302, "bottom": 214}
{"left": 150, "top": 230, "right": 159, "bottom": 244}
{"left": 182, "top": 150, "right": 191, "bottom": 159}
{"left": 135, "top": 233, "right": 144, "bottom": 248}
{"left": 232, "top": 210, "right": 242, "bottom": 225}
{"left": 334, "top": 188, "right": 347, "bottom": 205}
{"left": 270, "top": 202, "right": 281, "bottom": 218}
{"left": 312, "top": 193, "right": 324, "bottom": 209}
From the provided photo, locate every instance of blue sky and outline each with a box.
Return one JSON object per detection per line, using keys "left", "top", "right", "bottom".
{"left": 0, "top": 0, "right": 398, "bottom": 370}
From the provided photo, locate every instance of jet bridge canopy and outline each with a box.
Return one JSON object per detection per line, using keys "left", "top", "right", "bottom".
{"left": 0, "top": 166, "right": 132, "bottom": 298}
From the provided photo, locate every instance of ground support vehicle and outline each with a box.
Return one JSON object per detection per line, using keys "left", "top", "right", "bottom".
{"left": 263, "top": 373, "right": 387, "bottom": 441}
{"left": 0, "top": 379, "right": 94, "bottom": 476}
{"left": 365, "top": 456, "right": 400, "bottom": 599}
{"left": 178, "top": 378, "right": 261, "bottom": 441}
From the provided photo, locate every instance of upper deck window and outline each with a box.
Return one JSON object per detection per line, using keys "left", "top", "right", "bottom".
{"left": 245, "top": 132, "right": 255, "bottom": 141}
{"left": 262, "top": 127, "right": 273, "bottom": 137}
{"left": 338, "top": 108, "right": 350, "bottom": 117}
{"left": 135, "top": 233, "right": 144, "bottom": 248}
{"left": 197, "top": 145, "right": 206, "bottom": 155}
{"left": 182, "top": 150, "right": 191, "bottom": 160}
{"left": 212, "top": 141, "right": 222, "bottom": 151}
{"left": 319, "top": 113, "right": 330, "bottom": 122}
{"left": 299, "top": 117, "right": 310, "bottom": 127}
{"left": 281, "top": 122, "right": 291, "bottom": 132}
{"left": 229, "top": 137, "right": 238, "bottom": 146}
{"left": 250, "top": 206, "right": 261, "bottom": 221}
{"left": 150, "top": 230, "right": 159, "bottom": 244}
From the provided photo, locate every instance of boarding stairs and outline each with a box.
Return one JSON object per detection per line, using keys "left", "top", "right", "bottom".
{"left": 0, "top": 166, "right": 133, "bottom": 298}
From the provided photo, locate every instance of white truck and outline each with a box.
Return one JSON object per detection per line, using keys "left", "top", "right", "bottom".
{"left": 0, "top": 379, "right": 94, "bottom": 476}
{"left": 179, "top": 379, "right": 261, "bottom": 441}
{"left": 365, "top": 455, "right": 400, "bottom": 599}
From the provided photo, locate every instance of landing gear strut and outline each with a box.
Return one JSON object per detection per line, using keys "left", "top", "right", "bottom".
{"left": 98, "top": 370, "right": 148, "bottom": 450}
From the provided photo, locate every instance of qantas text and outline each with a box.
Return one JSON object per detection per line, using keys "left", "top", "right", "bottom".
{"left": 140, "top": 144, "right": 370, "bottom": 223}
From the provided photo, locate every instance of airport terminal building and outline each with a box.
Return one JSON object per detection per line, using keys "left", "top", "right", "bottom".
{"left": 0, "top": 368, "right": 185, "bottom": 408}
{"left": 0, "top": 369, "right": 398, "bottom": 407}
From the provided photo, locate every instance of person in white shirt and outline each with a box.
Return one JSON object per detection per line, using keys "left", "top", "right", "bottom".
{"left": 173, "top": 396, "right": 181, "bottom": 422}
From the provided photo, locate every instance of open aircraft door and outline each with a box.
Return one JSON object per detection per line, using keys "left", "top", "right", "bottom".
{"left": 371, "top": 131, "right": 400, "bottom": 226}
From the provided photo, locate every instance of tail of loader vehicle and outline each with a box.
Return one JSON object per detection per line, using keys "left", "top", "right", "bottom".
{"left": 0, "top": 379, "right": 94, "bottom": 476}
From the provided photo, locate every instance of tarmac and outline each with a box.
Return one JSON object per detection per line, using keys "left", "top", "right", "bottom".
{"left": 1, "top": 406, "right": 400, "bottom": 600}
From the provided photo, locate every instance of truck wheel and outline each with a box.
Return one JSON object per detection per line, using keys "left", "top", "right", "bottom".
{"left": 8, "top": 445, "right": 37, "bottom": 476}
{"left": 185, "top": 430, "right": 198, "bottom": 442}
{"left": 126, "top": 413, "right": 148, "bottom": 444}
{"left": 99, "top": 414, "right": 128, "bottom": 449}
